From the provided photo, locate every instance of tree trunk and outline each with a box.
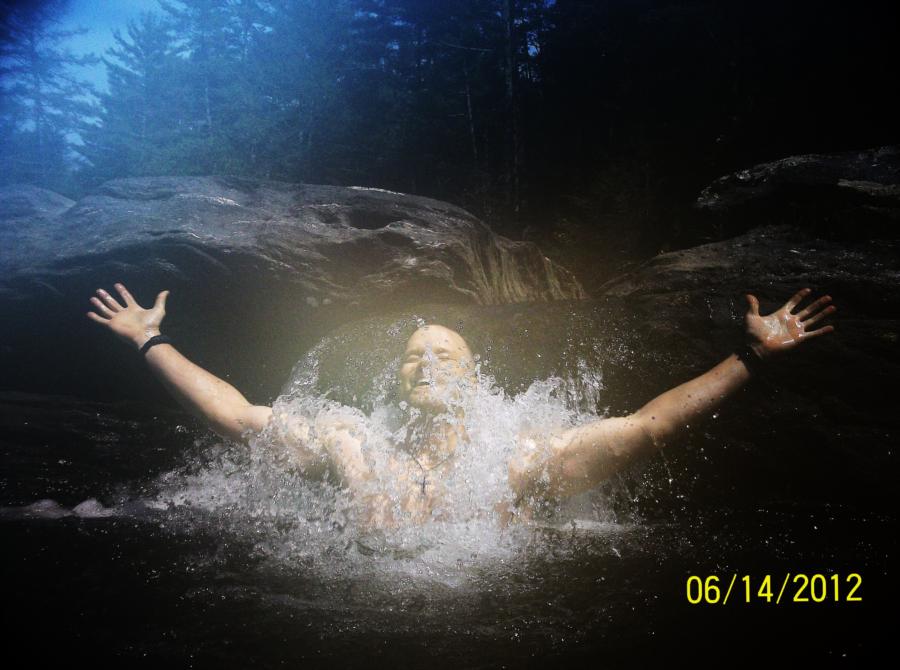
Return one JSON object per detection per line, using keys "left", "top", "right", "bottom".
{"left": 502, "top": 0, "right": 520, "bottom": 214}
{"left": 204, "top": 78, "right": 213, "bottom": 134}
{"left": 463, "top": 56, "right": 478, "bottom": 164}
{"left": 28, "top": 30, "right": 47, "bottom": 183}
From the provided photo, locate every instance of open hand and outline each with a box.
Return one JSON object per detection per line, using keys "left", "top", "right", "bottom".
{"left": 86, "top": 283, "right": 169, "bottom": 350}
{"left": 744, "top": 288, "right": 836, "bottom": 360}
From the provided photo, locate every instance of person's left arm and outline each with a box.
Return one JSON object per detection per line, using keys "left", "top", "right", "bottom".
{"left": 509, "top": 289, "right": 836, "bottom": 501}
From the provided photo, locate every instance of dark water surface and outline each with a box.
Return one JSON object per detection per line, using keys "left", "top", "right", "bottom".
{"left": 3, "top": 505, "right": 891, "bottom": 666}
{"left": 2, "top": 301, "right": 894, "bottom": 665}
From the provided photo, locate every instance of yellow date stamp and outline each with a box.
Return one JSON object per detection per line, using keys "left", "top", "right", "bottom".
{"left": 686, "top": 573, "right": 863, "bottom": 605}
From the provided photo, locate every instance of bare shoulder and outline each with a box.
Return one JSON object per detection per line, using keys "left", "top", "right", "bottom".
{"left": 266, "top": 400, "right": 367, "bottom": 444}
{"left": 507, "top": 431, "right": 554, "bottom": 501}
{"left": 313, "top": 404, "right": 369, "bottom": 442}
{"left": 263, "top": 401, "right": 365, "bottom": 478}
{"left": 507, "top": 414, "right": 652, "bottom": 502}
{"left": 311, "top": 405, "right": 376, "bottom": 487}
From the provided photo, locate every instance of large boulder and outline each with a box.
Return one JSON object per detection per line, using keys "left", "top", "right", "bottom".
{"left": 1, "top": 179, "right": 895, "bottom": 515}
{"left": 1, "top": 176, "right": 584, "bottom": 304}
{"left": 697, "top": 146, "right": 900, "bottom": 211}
{"left": 0, "top": 176, "right": 584, "bottom": 401}
{"left": 0, "top": 184, "right": 74, "bottom": 221}
{"left": 592, "top": 224, "right": 898, "bottom": 507}
{"left": 181, "top": 220, "right": 892, "bottom": 512}
{"left": 696, "top": 146, "right": 900, "bottom": 238}
{"left": 0, "top": 185, "right": 76, "bottom": 266}
{"left": 101, "top": 213, "right": 889, "bottom": 514}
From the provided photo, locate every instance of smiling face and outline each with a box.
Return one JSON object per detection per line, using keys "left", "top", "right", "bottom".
{"left": 398, "top": 325, "right": 476, "bottom": 413}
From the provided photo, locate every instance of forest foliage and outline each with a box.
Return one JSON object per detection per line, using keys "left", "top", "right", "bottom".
{"left": 1, "top": 0, "right": 896, "bottom": 257}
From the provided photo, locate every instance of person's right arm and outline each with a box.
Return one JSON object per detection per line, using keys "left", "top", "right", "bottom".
{"left": 509, "top": 288, "right": 836, "bottom": 503}
{"left": 86, "top": 283, "right": 271, "bottom": 444}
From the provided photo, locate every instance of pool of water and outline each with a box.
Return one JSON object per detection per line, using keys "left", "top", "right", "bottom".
{"left": 1, "top": 304, "right": 893, "bottom": 664}
{"left": 3, "top": 496, "right": 889, "bottom": 665}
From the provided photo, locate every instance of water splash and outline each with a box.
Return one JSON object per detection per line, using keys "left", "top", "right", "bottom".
{"left": 151, "top": 337, "right": 623, "bottom": 582}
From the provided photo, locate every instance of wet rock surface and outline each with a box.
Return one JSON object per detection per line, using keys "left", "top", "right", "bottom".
{"left": 0, "top": 177, "right": 583, "bottom": 400}
{"left": 0, "top": 184, "right": 75, "bottom": 220}
{"left": 0, "top": 185, "right": 76, "bottom": 268}
{"left": 2, "top": 171, "right": 896, "bottom": 504}
{"left": 1, "top": 172, "right": 897, "bottom": 508}
{"left": 1, "top": 173, "right": 895, "bottom": 666}
{"left": 696, "top": 145, "right": 900, "bottom": 238}
{"left": 0, "top": 176, "right": 584, "bottom": 304}
{"left": 697, "top": 146, "right": 900, "bottom": 211}
{"left": 594, "top": 223, "right": 898, "bottom": 507}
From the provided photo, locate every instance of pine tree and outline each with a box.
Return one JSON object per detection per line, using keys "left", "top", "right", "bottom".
{"left": 79, "top": 11, "right": 181, "bottom": 185}
{"left": 212, "top": 0, "right": 276, "bottom": 176}
{"left": 0, "top": 0, "right": 99, "bottom": 194}
{"left": 252, "top": 0, "right": 356, "bottom": 183}
{"left": 158, "top": 0, "right": 238, "bottom": 174}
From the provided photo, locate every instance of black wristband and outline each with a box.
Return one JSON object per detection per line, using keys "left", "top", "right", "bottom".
{"left": 140, "top": 334, "right": 173, "bottom": 356}
{"left": 735, "top": 344, "right": 765, "bottom": 373}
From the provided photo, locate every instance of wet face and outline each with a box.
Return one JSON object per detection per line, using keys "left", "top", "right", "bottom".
{"left": 398, "top": 325, "right": 476, "bottom": 412}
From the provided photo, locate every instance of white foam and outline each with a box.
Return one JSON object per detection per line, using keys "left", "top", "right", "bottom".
{"left": 151, "top": 345, "right": 621, "bottom": 582}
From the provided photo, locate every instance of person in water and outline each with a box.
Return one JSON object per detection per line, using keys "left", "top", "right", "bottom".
{"left": 86, "top": 283, "right": 836, "bottom": 525}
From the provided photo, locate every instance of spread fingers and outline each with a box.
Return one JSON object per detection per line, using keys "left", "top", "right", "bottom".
{"left": 90, "top": 296, "right": 115, "bottom": 318}
{"left": 802, "top": 324, "right": 835, "bottom": 340}
{"left": 797, "top": 295, "right": 831, "bottom": 320}
{"left": 114, "top": 282, "right": 136, "bottom": 307}
{"left": 803, "top": 304, "right": 836, "bottom": 326}
{"left": 96, "top": 288, "right": 124, "bottom": 312}
{"left": 785, "top": 287, "right": 812, "bottom": 312}
{"left": 86, "top": 311, "right": 108, "bottom": 324}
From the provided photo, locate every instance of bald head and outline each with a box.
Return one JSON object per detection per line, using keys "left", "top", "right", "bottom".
{"left": 406, "top": 324, "right": 473, "bottom": 359}
{"left": 398, "top": 324, "right": 476, "bottom": 412}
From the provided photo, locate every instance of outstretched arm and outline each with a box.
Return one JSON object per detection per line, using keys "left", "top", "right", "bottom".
{"left": 87, "top": 283, "right": 272, "bottom": 444}
{"left": 510, "top": 288, "right": 836, "bottom": 501}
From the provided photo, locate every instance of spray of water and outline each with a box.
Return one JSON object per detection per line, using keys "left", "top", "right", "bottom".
{"left": 150, "top": 318, "right": 639, "bottom": 584}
